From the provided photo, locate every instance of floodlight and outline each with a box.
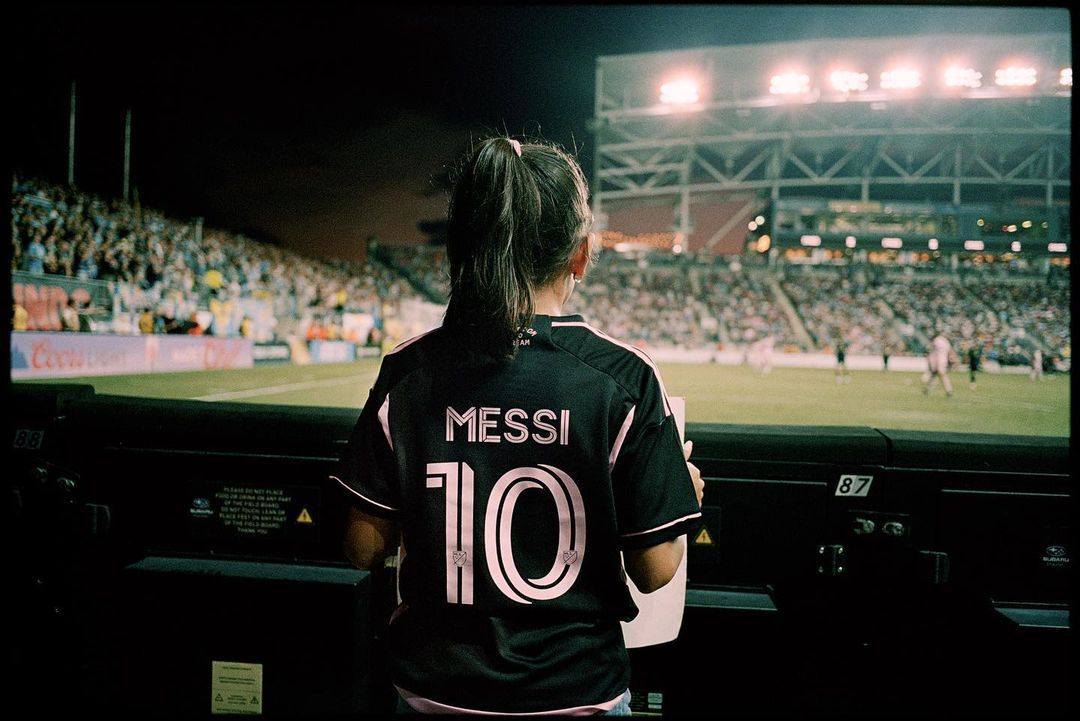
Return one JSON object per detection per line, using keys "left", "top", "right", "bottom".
{"left": 660, "top": 79, "right": 700, "bottom": 104}
{"left": 964, "top": 240, "right": 985, "bottom": 251}
{"left": 881, "top": 237, "right": 903, "bottom": 249}
{"left": 748, "top": 221, "right": 758, "bottom": 231}
{"left": 995, "top": 66, "right": 1037, "bottom": 87}
{"left": 928, "top": 238, "right": 939, "bottom": 250}
{"left": 944, "top": 66, "right": 982, "bottom": 89}
{"left": 1047, "top": 243, "right": 1067, "bottom": 253}
{"left": 800, "top": 234, "right": 822, "bottom": 247}
{"left": 1060, "top": 68, "right": 1072, "bottom": 87}
{"left": 756, "top": 235, "right": 772, "bottom": 253}
{"left": 770, "top": 73, "right": 811, "bottom": 95}
{"left": 1022, "top": 220, "right": 1033, "bottom": 229}
{"left": 754, "top": 215, "right": 765, "bottom": 225}
{"left": 1011, "top": 241, "right": 1022, "bottom": 252}
{"left": 830, "top": 70, "right": 869, "bottom": 93}
{"left": 845, "top": 236, "right": 857, "bottom": 248}
{"left": 880, "top": 68, "right": 921, "bottom": 90}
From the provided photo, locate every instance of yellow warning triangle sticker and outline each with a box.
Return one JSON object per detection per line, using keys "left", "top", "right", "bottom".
{"left": 693, "top": 527, "right": 714, "bottom": 546}
{"left": 296, "top": 508, "right": 314, "bottom": 524}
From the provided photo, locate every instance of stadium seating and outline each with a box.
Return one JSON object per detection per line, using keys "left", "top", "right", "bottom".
{"left": 12, "top": 176, "right": 1070, "bottom": 368}
{"left": 12, "top": 176, "right": 421, "bottom": 342}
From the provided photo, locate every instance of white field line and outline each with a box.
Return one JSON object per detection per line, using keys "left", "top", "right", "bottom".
{"left": 961, "top": 394, "right": 1061, "bottom": 413}
{"left": 193, "top": 376, "right": 365, "bottom": 402}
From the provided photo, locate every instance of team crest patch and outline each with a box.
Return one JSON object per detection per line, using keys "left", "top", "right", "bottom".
{"left": 562, "top": 550, "right": 578, "bottom": 565}
{"left": 452, "top": 550, "right": 468, "bottom": 566}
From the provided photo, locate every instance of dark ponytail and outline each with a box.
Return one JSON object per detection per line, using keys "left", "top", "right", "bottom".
{"left": 444, "top": 136, "right": 591, "bottom": 362}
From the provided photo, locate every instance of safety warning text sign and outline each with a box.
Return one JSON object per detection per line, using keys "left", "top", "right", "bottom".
{"left": 188, "top": 482, "right": 320, "bottom": 547}
{"left": 211, "top": 660, "right": 263, "bottom": 715}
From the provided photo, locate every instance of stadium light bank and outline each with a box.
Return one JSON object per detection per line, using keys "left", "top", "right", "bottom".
{"left": 643, "top": 50, "right": 1070, "bottom": 113}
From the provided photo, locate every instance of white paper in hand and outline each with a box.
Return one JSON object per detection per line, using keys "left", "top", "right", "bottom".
{"left": 621, "top": 395, "right": 688, "bottom": 648}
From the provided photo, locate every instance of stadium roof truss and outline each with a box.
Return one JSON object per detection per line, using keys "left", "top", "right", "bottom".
{"left": 591, "top": 35, "right": 1071, "bottom": 250}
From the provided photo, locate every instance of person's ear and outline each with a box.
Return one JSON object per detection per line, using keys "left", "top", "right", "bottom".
{"left": 569, "top": 235, "right": 591, "bottom": 280}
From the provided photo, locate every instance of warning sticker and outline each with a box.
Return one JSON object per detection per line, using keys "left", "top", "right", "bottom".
{"left": 188, "top": 482, "right": 320, "bottom": 547}
{"left": 211, "top": 661, "right": 263, "bottom": 715}
{"left": 693, "top": 527, "right": 715, "bottom": 546}
{"left": 217, "top": 486, "right": 290, "bottom": 536}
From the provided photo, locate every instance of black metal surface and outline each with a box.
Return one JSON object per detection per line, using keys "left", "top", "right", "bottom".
{"left": 7, "top": 384, "right": 1071, "bottom": 717}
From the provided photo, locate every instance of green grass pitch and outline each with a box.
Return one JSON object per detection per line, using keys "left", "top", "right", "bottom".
{"left": 18, "top": 358, "right": 1069, "bottom": 437}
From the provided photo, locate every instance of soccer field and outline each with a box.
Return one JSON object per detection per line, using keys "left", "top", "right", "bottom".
{"left": 20, "top": 358, "right": 1069, "bottom": 437}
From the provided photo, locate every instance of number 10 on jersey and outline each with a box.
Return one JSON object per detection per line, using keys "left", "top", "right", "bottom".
{"left": 426, "top": 462, "right": 587, "bottom": 605}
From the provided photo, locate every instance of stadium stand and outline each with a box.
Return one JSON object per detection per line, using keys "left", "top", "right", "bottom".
{"left": 312, "top": 239, "right": 1070, "bottom": 368}
{"left": 12, "top": 176, "right": 1069, "bottom": 370}
{"left": 12, "top": 175, "right": 422, "bottom": 343}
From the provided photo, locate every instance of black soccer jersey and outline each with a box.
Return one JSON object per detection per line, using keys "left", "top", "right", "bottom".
{"left": 337, "top": 314, "right": 702, "bottom": 714}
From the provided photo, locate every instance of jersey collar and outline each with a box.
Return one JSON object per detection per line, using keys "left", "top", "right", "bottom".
{"left": 528, "top": 314, "right": 584, "bottom": 344}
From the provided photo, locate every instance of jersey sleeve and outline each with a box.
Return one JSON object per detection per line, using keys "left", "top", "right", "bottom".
{"left": 609, "top": 368, "right": 702, "bottom": 550}
{"left": 336, "top": 361, "right": 401, "bottom": 518}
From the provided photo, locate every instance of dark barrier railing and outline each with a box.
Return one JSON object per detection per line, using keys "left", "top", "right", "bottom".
{"left": 8, "top": 385, "right": 1071, "bottom": 717}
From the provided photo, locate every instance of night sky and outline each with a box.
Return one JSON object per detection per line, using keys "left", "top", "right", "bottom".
{"left": 10, "top": 3, "right": 1070, "bottom": 262}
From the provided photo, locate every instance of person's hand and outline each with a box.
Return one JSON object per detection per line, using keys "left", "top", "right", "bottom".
{"left": 684, "top": 440, "right": 704, "bottom": 508}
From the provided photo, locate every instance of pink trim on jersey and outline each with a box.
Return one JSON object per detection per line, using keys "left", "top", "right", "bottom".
{"left": 608, "top": 405, "right": 636, "bottom": 472}
{"left": 550, "top": 321, "right": 672, "bottom": 416}
{"left": 621, "top": 511, "right": 702, "bottom": 538}
{"left": 396, "top": 687, "right": 627, "bottom": 716}
{"left": 378, "top": 394, "right": 393, "bottom": 450}
{"left": 387, "top": 327, "right": 438, "bottom": 355}
{"left": 329, "top": 474, "right": 399, "bottom": 512}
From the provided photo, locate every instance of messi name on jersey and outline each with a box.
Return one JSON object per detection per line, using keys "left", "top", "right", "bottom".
{"left": 446, "top": 406, "right": 570, "bottom": 446}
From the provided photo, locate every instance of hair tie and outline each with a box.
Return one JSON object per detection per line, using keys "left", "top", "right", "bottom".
{"left": 508, "top": 139, "right": 522, "bottom": 157}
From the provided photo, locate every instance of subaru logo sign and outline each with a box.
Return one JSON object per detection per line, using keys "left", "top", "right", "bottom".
{"left": 1045, "top": 545, "right": 1066, "bottom": 558}
{"left": 193, "top": 498, "right": 211, "bottom": 510}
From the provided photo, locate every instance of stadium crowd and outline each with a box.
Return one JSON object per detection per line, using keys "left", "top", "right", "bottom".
{"left": 778, "top": 263, "right": 1069, "bottom": 368}
{"left": 780, "top": 266, "right": 898, "bottom": 355}
{"left": 562, "top": 253, "right": 710, "bottom": 347}
{"left": 696, "top": 261, "right": 802, "bottom": 349}
{"left": 376, "top": 243, "right": 450, "bottom": 301}
{"left": 12, "top": 175, "right": 419, "bottom": 342}
{"left": 11, "top": 175, "right": 1070, "bottom": 369}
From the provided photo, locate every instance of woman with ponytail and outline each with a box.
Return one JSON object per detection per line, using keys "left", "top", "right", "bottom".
{"left": 338, "top": 136, "right": 704, "bottom": 715}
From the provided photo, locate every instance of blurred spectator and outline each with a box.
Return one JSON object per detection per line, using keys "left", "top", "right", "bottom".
{"left": 13, "top": 302, "right": 29, "bottom": 331}
{"left": 61, "top": 298, "right": 80, "bottom": 331}
{"left": 138, "top": 308, "right": 155, "bottom": 335}
{"left": 25, "top": 230, "right": 46, "bottom": 274}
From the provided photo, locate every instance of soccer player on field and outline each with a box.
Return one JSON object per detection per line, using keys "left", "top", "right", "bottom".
{"left": 1030, "top": 348, "right": 1044, "bottom": 381}
{"left": 834, "top": 341, "right": 850, "bottom": 384}
{"left": 967, "top": 342, "right": 981, "bottom": 390}
{"left": 337, "top": 137, "right": 704, "bottom": 715}
{"left": 923, "top": 328, "right": 954, "bottom": 397}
